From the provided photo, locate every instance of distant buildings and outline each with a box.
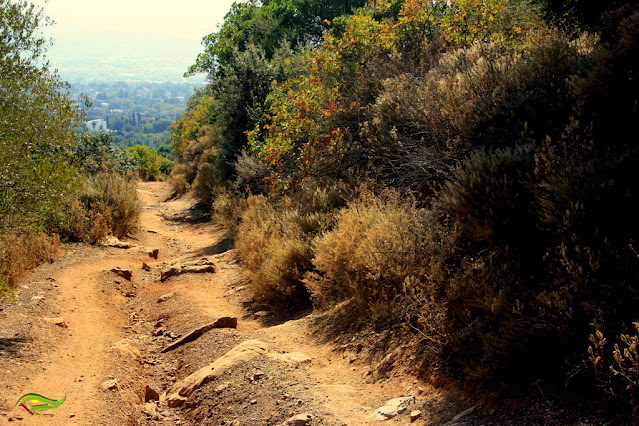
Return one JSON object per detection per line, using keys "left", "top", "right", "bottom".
{"left": 86, "top": 119, "right": 108, "bottom": 131}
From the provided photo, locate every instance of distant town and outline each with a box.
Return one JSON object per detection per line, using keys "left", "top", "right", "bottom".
{"left": 72, "top": 80, "right": 202, "bottom": 150}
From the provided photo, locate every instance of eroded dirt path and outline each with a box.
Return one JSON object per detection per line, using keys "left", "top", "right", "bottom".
{"left": 0, "top": 182, "right": 467, "bottom": 425}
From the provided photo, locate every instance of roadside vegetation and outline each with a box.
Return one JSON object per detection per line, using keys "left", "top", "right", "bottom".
{"left": 0, "top": 1, "right": 140, "bottom": 297}
{"left": 170, "top": 0, "right": 639, "bottom": 417}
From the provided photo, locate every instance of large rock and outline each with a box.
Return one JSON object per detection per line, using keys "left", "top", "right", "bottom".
{"left": 111, "top": 267, "right": 133, "bottom": 281}
{"left": 105, "top": 236, "right": 137, "bottom": 249}
{"left": 267, "top": 352, "right": 312, "bottom": 365}
{"left": 101, "top": 379, "right": 118, "bottom": 390}
{"left": 161, "top": 317, "right": 238, "bottom": 353}
{"left": 280, "top": 413, "right": 313, "bottom": 426}
{"left": 157, "top": 292, "right": 175, "bottom": 303}
{"left": 43, "top": 317, "right": 67, "bottom": 328}
{"left": 370, "top": 396, "right": 415, "bottom": 421}
{"left": 160, "top": 258, "right": 215, "bottom": 282}
{"left": 145, "top": 385, "right": 160, "bottom": 402}
{"left": 111, "top": 339, "right": 141, "bottom": 361}
{"left": 162, "top": 340, "right": 268, "bottom": 407}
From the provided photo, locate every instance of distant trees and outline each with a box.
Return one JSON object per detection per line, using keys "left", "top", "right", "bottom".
{"left": 125, "top": 145, "right": 173, "bottom": 181}
{"left": 72, "top": 132, "right": 136, "bottom": 175}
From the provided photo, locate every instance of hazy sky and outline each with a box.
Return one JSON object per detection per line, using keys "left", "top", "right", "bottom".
{"left": 29, "top": 0, "right": 240, "bottom": 80}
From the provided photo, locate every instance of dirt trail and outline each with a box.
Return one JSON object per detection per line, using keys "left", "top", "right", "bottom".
{"left": 0, "top": 182, "right": 457, "bottom": 425}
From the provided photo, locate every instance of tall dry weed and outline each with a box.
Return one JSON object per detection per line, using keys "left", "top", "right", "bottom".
{"left": 53, "top": 172, "right": 139, "bottom": 243}
{"left": 0, "top": 231, "right": 60, "bottom": 297}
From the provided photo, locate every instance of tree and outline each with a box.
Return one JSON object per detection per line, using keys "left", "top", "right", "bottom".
{"left": 72, "top": 132, "right": 136, "bottom": 175}
{"left": 0, "top": 0, "right": 85, "bottom": 230}
{"left": 183, "top": 0, "right": 367, "bottom": 183}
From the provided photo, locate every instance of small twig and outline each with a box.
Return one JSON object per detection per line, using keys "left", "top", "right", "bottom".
{"left": 407, "top": 321, "right": 444, "bottom": 346}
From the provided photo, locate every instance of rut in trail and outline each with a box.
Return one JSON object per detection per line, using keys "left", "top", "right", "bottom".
{"left": 0, "top": 182, "right": 464, "bottom": 425}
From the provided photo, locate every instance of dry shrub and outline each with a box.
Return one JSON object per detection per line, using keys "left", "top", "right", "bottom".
{"left": 169, "top": 164, "right": 191, "bottom": 194}
{"left": 0, "top": 231, "right": 60, "bottom": 297}
{"left": 211, "top": 189, "right": 247, "bottom": 235}
{"left": 235, "top": 185, "right": 344, "bottom": 309}
{"left": 430, "top": 117, "right": 639, "bottom": 385}
{"left": 362, "top": 29, "right": 595, "bottom": 193}
{"left": 441, "top": 144, "right": 537, "bottom": 246}
{"left": 589, "top": 324, "right": 639, "bottom": 418}
{"left": 54, "top": 172, "right": 139, "bottom": 243}
{"left": 193, "top": 161, "right": 223, "bottom": 208}
{"left": 233, "top": 149, "right": 270, "bottom": 195}
{"left": 311, "top": 191, "right": 451, "bottom": 321}
{"left": 236, "top": 195, "right": 312, "bottom": 308}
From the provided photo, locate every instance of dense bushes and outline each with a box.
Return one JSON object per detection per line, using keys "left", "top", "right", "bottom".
{"left": 235, "top": 186, "right": 344, "bottom": 308}
{"left": 178, "top": 0, "right": 639, "bottom": 416}
{"left": 0, "top": 1, "right": 142, "bottom": 294}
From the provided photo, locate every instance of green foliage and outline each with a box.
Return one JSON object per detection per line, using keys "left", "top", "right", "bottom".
{"left": 72, "top": 131, "right": 137, "bottom": 175}
{"left": 178, "top": 0, "right": 367, "bottom": 197}
{"left": 0, "top": 0, "right": 85, "bottom": 231}
{"left": 249, "top": 0, "right": 529, "bottom": 191}
{"left": 0, "top": 2, "right": 144, "bottom": 297}
{"left": 125, "top": 145, "right": 169, "bottom": 181}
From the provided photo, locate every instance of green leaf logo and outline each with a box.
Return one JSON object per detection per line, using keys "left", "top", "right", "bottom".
{"left": 15, "top": 393, "right": 66, "bottom": 415}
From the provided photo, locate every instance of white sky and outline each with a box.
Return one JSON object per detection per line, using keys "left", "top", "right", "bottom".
{"left": 29, "top": 0, "right": 239, "bottom": 75}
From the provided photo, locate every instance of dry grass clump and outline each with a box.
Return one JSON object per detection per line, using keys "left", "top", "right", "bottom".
{"left": 236, "top": 195, "right": 312, "bottom": 308}
{"left": 235, "top": 185, "right": 345, "bottom": 309}
{"left": 0, "top": 231, "right": 60, "bottom": 298}
{"left": 54, "top": 172, "right": 140, "bottom": 243}
{"left": 211, "top": 189, "right": 247, "bottom": 235}
{"left": 311, "top": 191, "right": 452, "bottom": 321}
